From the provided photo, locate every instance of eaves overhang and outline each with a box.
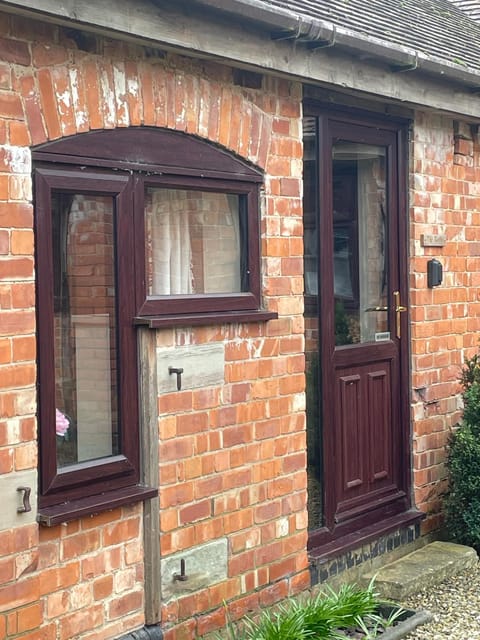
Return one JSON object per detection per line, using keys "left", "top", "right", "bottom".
{"left": 1, "top": 0, "right": 480, "bottom": 119}
{"left": 183, "top": 0, "right": 480, "bottom": 91}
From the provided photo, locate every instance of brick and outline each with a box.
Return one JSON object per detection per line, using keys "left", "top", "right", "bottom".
{"left": 59, "top": 604, "right": 104, "bottom": 640}
{"left": 39, "top": 563, "right": 80, "bottom": 596}
{"left": 0, "top": 575, "right": 39, "bottom": 610}
{"left": 103, "top": 517, "right": 140, "bottom": 546}
{"left": 0, "top": 337, "right": 10, "bottom": 364}
{"left": 17, "top": 602, "right": 42, "bottom": 633}
{"left": 0, "top": 256, "right": 34, "bottom": 280}
{"left": 0, "top": 362, "right": 35, "bottom": 388}
{"left": 14, "top": 441, "right": 36, "bottom": 469}
{"left": 11, "top": 335, "right": 35, "bottom": 361}
{"left": 179, "top": 500, "right": 211, "bottom": 525}
{"left": 0, "top": 37, "right": 30, "bottom": 66}
{"left": 0, "top": 556, "right": 14, "bottom": 584}
{"left": 196, "top": 606, "right": 226, "bottom": 636}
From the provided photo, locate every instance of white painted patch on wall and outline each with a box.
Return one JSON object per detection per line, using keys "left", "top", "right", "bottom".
{"left": 113, "top": 63, "right": 129, "bottom": 126}
{"left": 100, "top": 67, "right": 116, "bottom": 127}
{"left": 4, "top": 145, "right": 31, "bottom": 174}
{"left": 69, "top": 68, "right": 88, "bottom": 129}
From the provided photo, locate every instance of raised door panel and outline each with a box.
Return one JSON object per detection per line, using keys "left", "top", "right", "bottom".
{"left": 334, "top": 359, "right": 396, "bottom": 523}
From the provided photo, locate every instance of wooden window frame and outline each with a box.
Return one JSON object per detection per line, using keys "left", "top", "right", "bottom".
{"left": 33, "top": 129, "right": 274, "bottom": 524}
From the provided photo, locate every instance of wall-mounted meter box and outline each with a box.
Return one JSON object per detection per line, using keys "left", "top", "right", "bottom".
{"left": 427, "top": 258, "right": 443, "bottom": 288}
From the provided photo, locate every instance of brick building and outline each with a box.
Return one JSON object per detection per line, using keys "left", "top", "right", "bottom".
{"left": 1, "top": 0, "right": 480, "bottom": 638}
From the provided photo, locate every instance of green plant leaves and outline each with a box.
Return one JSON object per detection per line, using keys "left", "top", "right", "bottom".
{"left": 219, "top": 580, "right": 391, "bottom": 640}
{"left": 444, "top": 351, "right": 480, "bottom": 548}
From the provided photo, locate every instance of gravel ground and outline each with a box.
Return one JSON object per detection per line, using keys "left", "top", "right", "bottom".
{"left": 401, "top": 561, "right": 480, "bottom": 639}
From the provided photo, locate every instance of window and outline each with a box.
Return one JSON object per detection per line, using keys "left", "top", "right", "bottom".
{"left": 34, "top": 129, "right": 272, "bottom": 523}
{"left": 136, "top": 175, "right": 263, "bottom": 319}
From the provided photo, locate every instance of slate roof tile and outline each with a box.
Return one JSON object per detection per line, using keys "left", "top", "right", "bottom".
{"left": 261, "top": 0, "right": 480, "bottom": 73}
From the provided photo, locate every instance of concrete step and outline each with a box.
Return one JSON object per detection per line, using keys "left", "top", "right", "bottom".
{"left": 361, "top": 541, "right": 478, "bottom": 600}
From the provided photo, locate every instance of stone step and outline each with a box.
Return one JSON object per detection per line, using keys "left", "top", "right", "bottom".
{"left": 361, "top": 541, "right": 478, "bottom": 600}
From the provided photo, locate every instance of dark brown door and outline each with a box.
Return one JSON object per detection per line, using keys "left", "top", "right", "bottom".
{"left": 304, "top": 111, "right": 410, "bottom": 546}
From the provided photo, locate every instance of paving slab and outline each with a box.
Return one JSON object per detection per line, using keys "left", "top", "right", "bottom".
{"left": 361, "top": 541, "right": 478, "bottom": 600}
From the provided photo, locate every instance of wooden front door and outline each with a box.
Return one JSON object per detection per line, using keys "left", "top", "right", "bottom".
{"left": 304, "top": 109, "right": 411, "bottom": 546}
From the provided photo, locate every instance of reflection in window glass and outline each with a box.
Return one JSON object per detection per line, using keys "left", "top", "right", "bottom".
{"left": 145, "top": 188, "right": 246, "bottom": 296}
{"left": 332, "top": 142, "right": 388, "bottom": 345}
{"left": 52, "top": 193, "right": 119, "bottom": 468}
{"left": 303, "top": 116, "right": 323, "bottom": 530}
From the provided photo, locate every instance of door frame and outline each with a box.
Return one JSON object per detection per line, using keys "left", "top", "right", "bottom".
{"left": 304, "top": 103, "right": 413, "bottom": 550}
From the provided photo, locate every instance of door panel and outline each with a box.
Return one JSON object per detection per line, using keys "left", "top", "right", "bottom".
{"left": 304, "top": 110, "right": 410, "bottom": 545}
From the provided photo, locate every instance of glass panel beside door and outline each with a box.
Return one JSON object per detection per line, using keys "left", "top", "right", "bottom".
{"left": 332, "top": 142, "right": 389, "bottom": 346}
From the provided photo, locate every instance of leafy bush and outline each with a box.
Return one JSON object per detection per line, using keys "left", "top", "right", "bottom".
{"left": 444, "top": 352, "right": 480, "bottom": 548}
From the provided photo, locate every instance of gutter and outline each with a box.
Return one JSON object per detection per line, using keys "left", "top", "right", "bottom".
{"left": 187, "top": 0, "right": 480, "bottom": 90}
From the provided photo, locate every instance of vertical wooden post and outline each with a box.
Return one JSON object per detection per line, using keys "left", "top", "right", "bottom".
{"left": 138, "top": 328, "right": 161, "bottom": 625}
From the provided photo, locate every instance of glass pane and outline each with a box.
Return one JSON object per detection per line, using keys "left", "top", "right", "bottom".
{"left": 332, "top": 142, "right": 388, "bottom": 346}
{"left": 303, "top": 116, "right": 323, "bottom": 530}
{"left": 145, "top": 187, "right": 245, "bottom": 295}
{"left": 52, "top": 193, "right": 119, "bottom": 468}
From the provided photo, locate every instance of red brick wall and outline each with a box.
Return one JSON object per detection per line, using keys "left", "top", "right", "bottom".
{"left": 0, "top": 12, "right": 308, "bottom": 640}
{"left": 410, "top": 113, "right": 480, "bottom": 534}
{"left": 1, "top": 8, "right": 479, "bottom": 640}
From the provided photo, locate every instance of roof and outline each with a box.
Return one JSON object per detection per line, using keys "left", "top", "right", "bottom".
{"left": 450, "top": 0, "right": 480, "bottom": 21}
{"left": 254, "top": 0, "right": 480, "bottom": 74}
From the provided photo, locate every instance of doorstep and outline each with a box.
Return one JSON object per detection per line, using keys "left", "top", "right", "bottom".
{"left": 361, "top": 540, "right": 478, "bottom": 600}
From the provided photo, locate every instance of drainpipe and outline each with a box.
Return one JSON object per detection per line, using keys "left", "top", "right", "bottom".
{"left": 188, "top": 0, "right": 480, "bottom": 90}
{"left": 117, "top": 625, "right": 163, "bottom": 640}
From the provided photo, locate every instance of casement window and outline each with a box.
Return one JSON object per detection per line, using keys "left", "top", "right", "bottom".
{"left": 34, "top": 128, "right": 273, "bottom": 524}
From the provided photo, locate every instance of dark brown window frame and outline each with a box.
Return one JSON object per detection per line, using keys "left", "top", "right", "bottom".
{"left": 134, "top": 174, "right": 262, "bottom": 318}
{"left": 33, "top": 128, "right": 274, "bottom": 524}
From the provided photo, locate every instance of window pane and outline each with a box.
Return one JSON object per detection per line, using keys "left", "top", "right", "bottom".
{"left": 332, "top": 143, "right": 388, "bottom": 345}
{"left": 145, "top": 187, "right": 244, "bottom": 295}
{"left": 52, "top": 193, "right": 119, "bottom": 468}
{"left": 303, "top": 116, "right": 324, "bottom": 530}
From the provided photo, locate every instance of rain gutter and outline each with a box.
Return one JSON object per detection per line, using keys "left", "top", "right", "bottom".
{"left": 188, "top": 0, "right": 480, "bottom": 90}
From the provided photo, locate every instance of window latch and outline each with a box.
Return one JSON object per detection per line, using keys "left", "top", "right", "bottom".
{"left": 168, "top": 367, "right": 184, "bottom": 391}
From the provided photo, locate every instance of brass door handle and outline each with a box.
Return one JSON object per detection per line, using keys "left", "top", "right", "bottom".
{"left": 393, "top": 290, "right": 407, "bottom": 339}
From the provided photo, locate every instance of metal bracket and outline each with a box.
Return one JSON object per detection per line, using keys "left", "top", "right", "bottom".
{"left": 17, "top": 486, "right": 32, "bottom": 513}
{"left": 173, "top": 558, "right": 188, "bottom": 582}
{"left": 168, "top": 366, "right": 184, "bottom": 391}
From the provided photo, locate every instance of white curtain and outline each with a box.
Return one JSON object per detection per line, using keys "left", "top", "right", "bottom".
{"left": 149, "top": 189, "right": 193, "bottom": 295}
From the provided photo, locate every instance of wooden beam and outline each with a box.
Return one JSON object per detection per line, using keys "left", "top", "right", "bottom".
{"left": 138, "top": 328, "right": 161, "bottom": 625}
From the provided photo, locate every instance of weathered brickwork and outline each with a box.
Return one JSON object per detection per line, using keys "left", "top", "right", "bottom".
{"left": 410, "top": 112, "right": 480, "bottom": 534}
{"left": 1, "top": 7, "right": 479, "bottom": 640}
{"left": 0, "top": 11, "right": 308, "bottom": 640}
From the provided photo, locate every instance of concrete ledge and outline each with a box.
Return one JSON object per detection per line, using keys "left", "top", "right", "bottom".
{"left": 362, "top": 541, "right": 478, "bottom": 600}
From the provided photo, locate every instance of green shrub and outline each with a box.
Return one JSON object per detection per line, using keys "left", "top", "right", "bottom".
{"left": 220, "top": 581, "right": 380, "bottom": 640}
{"left": 444, "top": 352, "right": 480, "bottom": 548}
